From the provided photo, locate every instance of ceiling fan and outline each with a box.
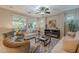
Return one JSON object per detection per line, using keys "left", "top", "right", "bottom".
{"left": 35, "top": 6, "right": 50, "bottom": 15}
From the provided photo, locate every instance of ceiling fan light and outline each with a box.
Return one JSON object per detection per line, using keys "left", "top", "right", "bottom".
{"left": 40, "top": 12, "right": 45, "bottom": 15}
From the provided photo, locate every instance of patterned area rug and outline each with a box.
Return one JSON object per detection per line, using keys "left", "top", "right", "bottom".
{"left": 30, "top": 38, "right": 59, "bottom": 53}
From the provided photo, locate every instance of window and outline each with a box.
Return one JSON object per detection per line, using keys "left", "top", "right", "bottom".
{"left": 65, "top": 9, "right": 79, "bottom": 32}
{"left": 27, "top": 19, "right": 37, "bottom": 32}
{"left": 13, "top": 15, "right": 26, "bottom": 31}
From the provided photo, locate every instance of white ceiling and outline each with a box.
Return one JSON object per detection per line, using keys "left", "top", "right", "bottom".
{"left": 0, "top": 5, "right": 79, "bottom": 17}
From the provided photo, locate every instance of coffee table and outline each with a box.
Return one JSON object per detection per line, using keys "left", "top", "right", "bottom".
{"left": 35, "top": 35, "right": 51, "bottom": 46}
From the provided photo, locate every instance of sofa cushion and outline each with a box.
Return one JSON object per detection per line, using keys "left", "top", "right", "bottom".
{"left": 75, "top": 31, "right": 79, "bottom": 41}
{"left": 63, "top": 37, "right": 78, "bottom": 53}
{"left": 67, "top": 32, "right": 75, "bottom": 37}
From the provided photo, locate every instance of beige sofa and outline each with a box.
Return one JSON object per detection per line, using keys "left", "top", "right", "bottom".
{"left": 51, "top": 31, "right": 79, "bottom": 53}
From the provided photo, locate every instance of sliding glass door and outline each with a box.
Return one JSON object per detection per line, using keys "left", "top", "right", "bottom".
{"left": 64, "top": 8, "right": 79, "bottom": 34}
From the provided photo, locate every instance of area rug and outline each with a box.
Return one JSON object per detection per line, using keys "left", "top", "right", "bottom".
{"left": 29, "top": 38, "right": 59, "bottom": 53}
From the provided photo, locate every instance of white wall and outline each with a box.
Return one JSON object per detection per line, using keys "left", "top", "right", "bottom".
{"left": 0, "top": 9, "right": 12, "bottom": 33}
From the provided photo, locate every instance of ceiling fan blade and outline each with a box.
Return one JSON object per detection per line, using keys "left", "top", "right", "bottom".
{"left": 45, "top": 8, "right": 49, "bottom": 11}
{"left": 35, "top": 11, "right": 40, "bottom": 14}
{"left": 45, "top": 12, "right": 50, "bottom": 14}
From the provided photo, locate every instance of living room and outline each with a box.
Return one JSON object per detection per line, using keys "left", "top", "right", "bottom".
{"left": 0, "top": 5, "right": 79, "bottom": 53}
